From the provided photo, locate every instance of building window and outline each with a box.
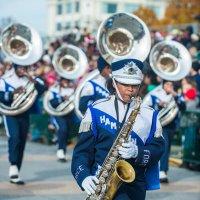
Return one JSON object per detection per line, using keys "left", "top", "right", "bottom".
{"left": 65, "top": 22, "right": 71, "bottom": 29}
{"left": 75, "top": 20, "right": 80, "bottom": 27}
{"left": 57, "top": 4, "right": 63, "bottom": 15}
{"left": 56, "top": 22, "right": 62, "bottom": 31}
{"left": 124, "top": 3, "right": 139, "bottom": 13}
{"left": 102, "top": 3, "right": 117, "bottom": 13}
{"left": 66, "top": 2, "right": 72, "bottom": 13}
{"left": 75, "top": 1, "right": 80, "bottom": 12}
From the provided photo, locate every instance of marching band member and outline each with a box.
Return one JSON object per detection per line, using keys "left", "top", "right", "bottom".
{"left": 79, "top": 56, "right": 111, "bottom": 114}
{"left": 143, "top": 80, "right": 185, "bottom": 183}
{"left": 0, "top": 63, "right": 46, "bottom": 185}
{"left": 48, "top": 78, "right": 76, "bottom": 162}
{"left": 71, "top": 58, "right": 165, "bottom": 200}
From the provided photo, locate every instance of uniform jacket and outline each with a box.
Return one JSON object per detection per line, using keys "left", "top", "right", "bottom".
{"left": 79, "top": 74, "right": 110, "bottom": 113}
{"left": 143, "top": 85, "right": 185, "bottom": 129}
{"left": 72, "top": 95, "right": 165, "bottom": 191}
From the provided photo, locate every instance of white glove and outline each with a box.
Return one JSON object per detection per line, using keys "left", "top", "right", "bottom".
{"left": 81, "top": 176, "right": 99, "bottom": 195}
{"left": 118, "top": 136, "right": 138, "bottom": 159}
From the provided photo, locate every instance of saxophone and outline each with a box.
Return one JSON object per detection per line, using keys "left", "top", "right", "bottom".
{"left": 86, "top": 97, "right": 142, "bottom": 200}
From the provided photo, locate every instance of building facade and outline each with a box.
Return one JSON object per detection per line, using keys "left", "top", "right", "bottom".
{"left": 47, "top": 0, "right": 168, "bottom": 37}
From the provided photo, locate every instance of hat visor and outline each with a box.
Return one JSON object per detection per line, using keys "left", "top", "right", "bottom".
{"left": 114, "top": 77, "right": 142, "bottom": 85}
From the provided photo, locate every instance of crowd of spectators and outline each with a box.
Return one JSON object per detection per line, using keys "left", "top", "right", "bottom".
{"left": 0, "top": 25, "right": 200, "bottom": 110}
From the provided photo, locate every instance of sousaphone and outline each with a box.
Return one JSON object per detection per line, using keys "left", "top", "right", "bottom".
{"left": 144, "top": 40, "right": 192, "bottom": 126}
{"left": 43, "top": 44, "right": 88, "bottom": 116}
{"left": 0, "top": 23, "right": 43, "bottom": 115}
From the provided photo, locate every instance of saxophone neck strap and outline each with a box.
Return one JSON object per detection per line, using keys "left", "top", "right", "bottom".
{"left": 114, "top": 96, "right": 130, "bottom": 131}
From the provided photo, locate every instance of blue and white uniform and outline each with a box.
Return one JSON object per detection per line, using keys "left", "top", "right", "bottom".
{"left": 79, "top": 74, "right": 110, "bottom": 114}
{"left": 0, "top": 69, "right": 45, "bottom": 170}
{"left": 143, "top": 85, "right": 174, "bottom": 114}
{"left": 49, "top": 84, "right": 77, "bottom": 153}
{"left": 72, "top": 95, "right": 165, "bottom": 199}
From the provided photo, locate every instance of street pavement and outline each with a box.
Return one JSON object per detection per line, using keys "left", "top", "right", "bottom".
{"left": 0, "top": 136, "right": 200, "bottom": 200}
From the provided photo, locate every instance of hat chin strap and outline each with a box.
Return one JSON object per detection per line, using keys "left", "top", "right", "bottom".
{"left": 112, "top": 78, "right": 124, "bottom": 102}
{"left": 112, "top": 78, "right": 141, "bottom": 103}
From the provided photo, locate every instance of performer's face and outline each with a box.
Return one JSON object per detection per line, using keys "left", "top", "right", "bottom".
{"left": 60, "top": 79, "right": 69, "bottom": 88}
{"left": 116, "top": 82, "right": 140, "bottom": 103}
{"left": 163, "top": 81, "right": 173, "bottom": 94}
{"left": 15, "top": 66, "right": 26, "bottom": 77}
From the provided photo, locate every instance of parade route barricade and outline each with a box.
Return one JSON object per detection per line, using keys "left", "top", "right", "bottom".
{"left": 180, "top": 109, "right": 200, "bottom": 166}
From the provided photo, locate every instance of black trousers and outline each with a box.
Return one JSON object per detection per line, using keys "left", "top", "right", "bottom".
{"left": 3, "top": 114, "right": 29, "bottom": 170}
{"left": 53, "top": 112, "right": 79, "bottom": 152}
{"left": 114, "top": 182, "right": 146, "bottom": 200}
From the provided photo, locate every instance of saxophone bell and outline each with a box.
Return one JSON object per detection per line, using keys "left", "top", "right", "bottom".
{"left": 98, "top": 160, "right": 135, "bottom": 200}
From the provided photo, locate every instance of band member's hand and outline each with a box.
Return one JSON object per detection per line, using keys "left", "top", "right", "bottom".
{"left": 22, "top": 72, "right": 37, "bottom": 83}
{"left": 158, "top": 101, "right": 166, "bottom": 108}
{"left": 171, "top": 90, "right": 177, "bottom": 97}
{"left": 118, "top": 137, "right": 138, "bottom": 159}
{"left": 63, "top": 95, "right": 69, "bottom": 101}
{"left": 22, "top": 71, "right": 29, "bottom": 77}
{"left": 13, "top": 86, "right": 25, "bottom": 94}
{"left": 81, "top": 176, "right": 99, "bottom": 195}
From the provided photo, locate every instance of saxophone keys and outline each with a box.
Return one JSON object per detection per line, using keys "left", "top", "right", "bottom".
{"left": 112, "top": 150, "right": 118, "bottom": 157}
{"left": 116, "top": 145, "right": 120, "bottom": 149}
{"left": 119, "top": 138, "right": 125, "bottom": 143}
{"left": 105, "top": 163, "right": 112, "bottom": 170}
{"left": 89, "top": 196, "right": 97, "bottom": 200}
{"left": 109, "top": 157, "right": 116, "bottom": 164}
{"left": 99, "top": 177, "right": 105, "bottom": 184}
{"left": 102, "top": 170, "right": 109, "bottom": 178}
{"left": 96, "top": 185, "right": 101, "bottom": 193}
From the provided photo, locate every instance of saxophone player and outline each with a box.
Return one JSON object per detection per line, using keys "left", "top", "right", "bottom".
{"left": 79, "top": 55, "right": 111, "bottom": 114}
{"left": 0, "top": 63, "right": 46, "bottom": 185}
{"left": 71, "top": 58, "right": 165, "bottom": 200}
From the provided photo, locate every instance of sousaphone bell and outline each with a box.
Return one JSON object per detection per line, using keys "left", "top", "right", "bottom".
{"left": 0, "top": 23, "right": 43, "bottom": 115}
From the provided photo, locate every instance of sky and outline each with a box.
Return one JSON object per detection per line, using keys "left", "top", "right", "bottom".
{"left": 0, "top": 0, "right": 47, "bottom": 36}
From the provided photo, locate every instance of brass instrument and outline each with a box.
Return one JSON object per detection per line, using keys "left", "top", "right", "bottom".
{"left": 158, "top": 96, "right": 179, "bottom": 126}
{"left": 85, "top": 12, "right": 151, "bottom": 200}
{"left": 74, "top": 69, "right": 99, "bottom": 119}
{"left": 0, "top": 23, "right": 42, "bottom": 116}
{"left": 146, "top": 40, "right": 192, "bottom": 126}
{"left": 97, "top": 12, "right": 151, "bottom": 63}
{"left": 150, "top": 40, "right": 192, "bottom": 81}
{"left": 1, "top": 23, "right": 43, "bottom": 65}
{"left": 52, "top": 44, "right": 88, "bottom": 80}
{"left": 43, "top": 85, "right": 75, "bottom": 116}
{"left": 43, "top": 44, "right": 88, "bottom": 116}
{"left": 86, "top": 98, "right": 141, "bottom": 200}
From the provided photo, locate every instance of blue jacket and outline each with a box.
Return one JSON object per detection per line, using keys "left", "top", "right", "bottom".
{"left": 71, "top": 95, "right": 165, "bottom": 191}
{"left": 79, "top": 75, "right": 109, "bottom": 114}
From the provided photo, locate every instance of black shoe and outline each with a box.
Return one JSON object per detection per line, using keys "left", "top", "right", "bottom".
{"left": 58, "top": 158, "right": 67, "bottom": 163}
{"left": 160, "top": 177, "right": 169, "bottom": 183}
{"left": 10, "top": 177, "right": 25, "bottom": 185}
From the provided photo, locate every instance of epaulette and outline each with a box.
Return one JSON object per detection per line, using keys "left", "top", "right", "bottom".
{"left": 92, "top": 96, "right": 111, "bottom": 106}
